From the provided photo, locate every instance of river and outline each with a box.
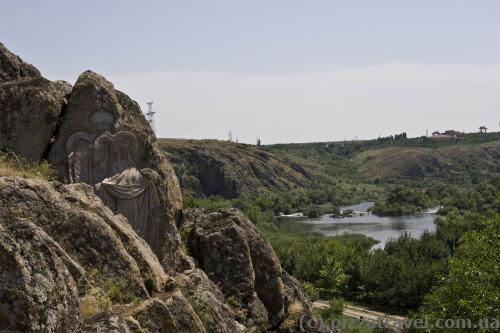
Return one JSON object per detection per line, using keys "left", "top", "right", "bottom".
{"left": 276, "top": 202, "right": 436, "bottom": 249}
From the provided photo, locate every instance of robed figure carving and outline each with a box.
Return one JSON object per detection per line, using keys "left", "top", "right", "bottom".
{"left": 65, "top": 108, "right": 160, "bottom": 238}
{"left": 95, "top": 141, "right": 160, "bottom": 236}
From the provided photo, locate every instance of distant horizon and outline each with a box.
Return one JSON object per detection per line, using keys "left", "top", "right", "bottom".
{"left": 159, "top": 128, "right": 500, "bottom": 146}
{"left": 2, "top": 1, "right": 499, "bottom": 144}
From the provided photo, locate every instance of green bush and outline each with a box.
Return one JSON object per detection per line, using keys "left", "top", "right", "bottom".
{"left": 319, "top": 298, "right": 344, "bottom": 320}
{"left": 301, "top": 282, "right": 319, "bottom": 302}
{"left": 410, "top": 215, "right": 500, "bottom": 333}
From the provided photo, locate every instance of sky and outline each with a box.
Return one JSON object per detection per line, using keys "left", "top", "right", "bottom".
{"left": 1, "top": 0, "right": 499, "bottom": 143}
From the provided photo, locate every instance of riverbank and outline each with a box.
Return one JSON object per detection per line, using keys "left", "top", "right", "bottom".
{"left": 276, "top": 202, "right": 436, "bottom": 249}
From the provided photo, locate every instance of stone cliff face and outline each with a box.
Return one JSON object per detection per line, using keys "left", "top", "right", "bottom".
{"left": 160, "top": 139, "right": 312, "bottom": 199}
{"left": 0, "top": 43, "right": 321, "bottom": 332}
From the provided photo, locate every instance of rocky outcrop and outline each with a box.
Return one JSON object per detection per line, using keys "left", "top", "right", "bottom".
{"left": 0, "top": 176, "right": 319, "bottom": 332}
{"left": 0, "top": 42, "right": 71, "bottom": 162}
{"left": 0, "top": 176, "right": 221, "bottom": 333}
{"left": 0, "top": 43, "right": 321, "bottom": 333}
{"left": 0, "top": 77, "right": 70, "bottom": 162}
{"left": 129, "top": 293, "right": 207, "bottom": 333}
{"left": 0, "top": 42, "right": 41, "bottom": 82}
{"left": 181, "top": 209, "right": 318, "bottom": 331}
{"left": 161, "top": 139, "right": 312, "bottom": 199}
{"left": 78, "top": 311, "right": 131, "bottom": 333}
{"left": 47, "top": 70, "right": 189, "bottom": 274}
{"left": 0, "top": 177, "right": 168, "bottom": 300}
{"left": 175, "top": 269, "right": 241, "bottom": 333}
{"left": 0, "top": 177, "right": 238, "bottom": 333}
{"left": 0, "top": 217, "right": 80, "bottom": 332}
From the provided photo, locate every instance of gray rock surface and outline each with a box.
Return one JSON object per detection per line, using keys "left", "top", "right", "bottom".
{"left": 182, "top": 209, "right": 319, "bottom": 331}
{"left": 176, "top": 269, "right": 241, "bottom": 333}
{"left": 0, "top": 77, "right": 70, "bottom": 161}
{"left": 0, "top": 217, "right": 80, "bottom": 332}
{"left": 0, "top": 177, "right": 233, "bottom": 333}
{"left": 182, "top": 209, "right": 284, "bottom": 326}
{"left": 0, "top": 177, "right": 167, "bottom": 301}
{"left": 78, "top": 311, "right": 131, "bottom": 333}
{"left": 0, "top": 42, "right": 70, "bottom": 162}
{"left": 163, "top": 291, "right": 208, "bottom": 333}
{"left": 129, "top": 293, "right": 206, "bottom": 333}
{"left": 0, "top": 42, "right": 41, "bottom": 82}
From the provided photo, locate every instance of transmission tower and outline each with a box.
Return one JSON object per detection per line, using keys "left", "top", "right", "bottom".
{"left": 146, "top": 102, "right": 156, "bottom": 134}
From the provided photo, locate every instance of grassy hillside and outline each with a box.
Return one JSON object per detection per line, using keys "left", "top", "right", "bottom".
{"left": 159, "top": 139, "right": 314, "bottom": 198}
{"left": 160, "top": 135, "right": 500, "bottom": 201}
{"left": 267, "top": 134, "right": 500, "bottom": 184}
{"left": 354, "top": 140, "right": 500, "bottom": 181}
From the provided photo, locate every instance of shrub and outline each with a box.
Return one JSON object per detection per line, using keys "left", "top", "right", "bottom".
{"left": 79, "top": 287, "right": 112, "bottom": 320}
{"left": 301, "top": 282, "right": 320, "bottom": 302}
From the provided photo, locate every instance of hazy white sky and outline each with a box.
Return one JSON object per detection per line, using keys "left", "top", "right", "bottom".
{"left": 2, "top": 1, "right": 499, "bottom": 143}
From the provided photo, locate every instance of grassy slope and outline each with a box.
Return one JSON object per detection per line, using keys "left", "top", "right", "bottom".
{"left": 160, "top": 134, "right": 500, "bottom": 199}
{"left": 160, "top": 139, "right": 314, "bottom": 198}
{"left": 0, "top": 151, "right": 53, "bottom": 180}
{"left": 354, "top": 140, "right": 500, "bottom": 181}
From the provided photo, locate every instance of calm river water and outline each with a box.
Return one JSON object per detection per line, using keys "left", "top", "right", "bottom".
{"left": 276, "top": 202, "right": 436, "bottom": 249}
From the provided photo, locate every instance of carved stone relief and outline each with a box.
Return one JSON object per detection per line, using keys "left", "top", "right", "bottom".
{"left": 65, "top": 106, "right": 160, "bottom": 236}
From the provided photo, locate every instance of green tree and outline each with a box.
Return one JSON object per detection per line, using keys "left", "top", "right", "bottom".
{"left": 413, "top": 216, "right": 500, "bottom": 332}
{"left": 318, "top": 257, "right": 349, "bottom": 295}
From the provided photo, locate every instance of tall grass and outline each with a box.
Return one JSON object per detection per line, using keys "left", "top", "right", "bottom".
{"left": 0, "top": 151, "right": 54, "bottom": 180}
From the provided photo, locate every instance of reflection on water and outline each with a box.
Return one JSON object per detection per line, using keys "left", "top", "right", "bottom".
{"left": 276, "top": 202, "right": 436, "bottom": 249}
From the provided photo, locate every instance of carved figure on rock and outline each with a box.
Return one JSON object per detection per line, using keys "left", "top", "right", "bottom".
{"left": 47, "top": 71, "right": 186, "bottom": 272}
{"left": 64, "top": 103, "right": 160, "bottom": 239}
{"left": 67, "top": 139, "right": 93, "bottom": 184}
{"left": 96, "top": 142, "right": 160, "bottom": 235}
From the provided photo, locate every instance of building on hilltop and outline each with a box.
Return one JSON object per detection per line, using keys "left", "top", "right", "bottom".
{"left": 431, "top": 130, "right": 457, "bottom": 140}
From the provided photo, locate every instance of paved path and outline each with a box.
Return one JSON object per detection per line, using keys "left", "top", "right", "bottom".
{"left": 312, "top": 300, "right": 406, "bottom": 332}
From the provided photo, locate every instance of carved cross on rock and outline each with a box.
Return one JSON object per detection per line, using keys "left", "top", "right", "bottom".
{"left": 97, "top": 86, "right": 107, "bottom": 109}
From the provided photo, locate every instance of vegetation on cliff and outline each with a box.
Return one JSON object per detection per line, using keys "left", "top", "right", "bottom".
{"left": 0, "top": 151, "right": 53, "bottom": 179}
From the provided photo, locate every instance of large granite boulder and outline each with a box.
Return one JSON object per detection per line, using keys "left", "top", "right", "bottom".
{"left": 162, "top": 291, "right": 208, "bottom": 333}
{"left": 0, "top": 43, "right": 71, "bottom": 162}
{"left": 0, "top": 42, "right": 41, "bottom": 82}
{"left": 0, "top": 217, "right": 80, "bottom": 332}
{"left": 47, "top": 70, "right": 189, "bottom": 274}
{"left": 175, "top": 268, "right": 242, "bottom": 333}
{"left": 181, "top": 209, "right": 319, "bottom": 331}
{"left": 77, "top": 311, "right": 131, "bottom": 333}
{"left": 0, "top": 177, "right": 168, "bottom": 304}
{"left": 128, "top": 293, "right": 207, "bottom": 333}
{"left": 0, "top": 177, "right": 236, "bottom": 333}
{"left": 0, "top": 74, "right": 70, "bottom": 163}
